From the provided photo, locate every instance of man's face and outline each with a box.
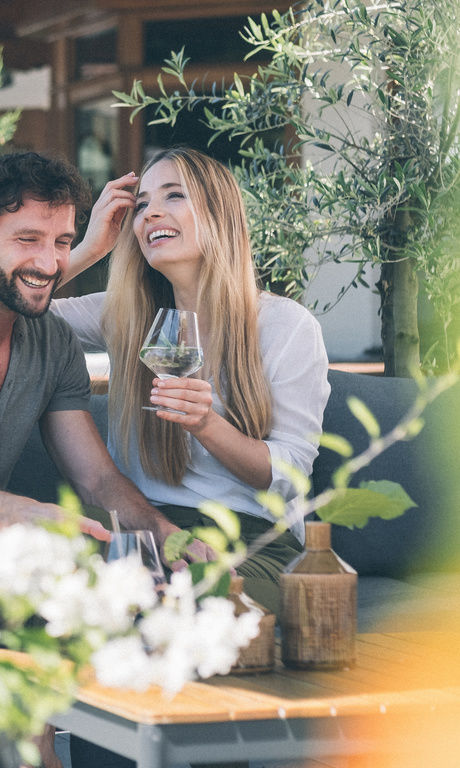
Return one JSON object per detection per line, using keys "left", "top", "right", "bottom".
{"left": 0, "top": 197, "right": 76, "bottom": 319}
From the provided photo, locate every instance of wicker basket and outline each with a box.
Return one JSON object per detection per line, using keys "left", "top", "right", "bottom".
{"left": 228, "top": 576, "right": 275, "bottom": 674}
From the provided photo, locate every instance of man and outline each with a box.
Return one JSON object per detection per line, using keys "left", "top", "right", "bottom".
{"left": 0, "top": 150, "right": 208, "bottom": 558}
{"left": 0, "top": 150, "right": 217, "bottom": 768}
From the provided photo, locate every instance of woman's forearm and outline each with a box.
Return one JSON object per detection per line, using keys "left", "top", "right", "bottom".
{"left": 191, "top": 410, "right": 272, "bottom": 490}
{"left": 62, "top": 173, "right": 138, "bottom": 286}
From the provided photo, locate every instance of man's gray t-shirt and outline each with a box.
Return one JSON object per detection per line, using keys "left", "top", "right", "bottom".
{"left": 0, "top": 312, "right": 90, "bottom": 489}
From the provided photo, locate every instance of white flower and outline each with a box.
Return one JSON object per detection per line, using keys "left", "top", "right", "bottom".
{"left": 193, "top": 596, "right": 261, "bottom": 678}
{"left": 0, "top": 526, "right": 263, "bottom": 699}
{"left": 138, "top": 571, "right": 262, "bottom": 695}
{"left": 41, "top": 554, "right": 157, "bottom": 637}
{"left": 88, "top": 555, "right": 157, "bottom": 633}
{"left": 92, "top": 636, "right": 154, "bottom": 690}
{"left": 0, "top": 524, "right": 84, "bottom": 604}
{"left": 40, "top": 570, "right": 91, "bottom": 636}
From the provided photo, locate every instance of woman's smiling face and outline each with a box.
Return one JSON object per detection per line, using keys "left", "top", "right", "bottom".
{"left": 132, "top": 159, "right": 202, "bottom": 276}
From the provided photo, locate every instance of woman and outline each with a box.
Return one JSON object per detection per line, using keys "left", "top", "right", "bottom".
{"left": 53, "top": 147, "right": 330, "bottom": 614}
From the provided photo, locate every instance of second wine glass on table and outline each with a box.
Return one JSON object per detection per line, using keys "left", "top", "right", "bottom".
{"left": 106, "top": 530, "right": 166, "bottom": 592}
{"left": 139, "top": 308, "right": 204, "bottom": 414}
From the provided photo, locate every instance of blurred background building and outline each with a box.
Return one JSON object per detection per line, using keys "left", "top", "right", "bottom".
{"left": 0, "top": 0, "right": 382, "bottom": 364}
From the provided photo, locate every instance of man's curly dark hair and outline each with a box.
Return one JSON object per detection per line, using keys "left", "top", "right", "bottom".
{"left": 0, "top": 151, "right": 92, "bottom": 222}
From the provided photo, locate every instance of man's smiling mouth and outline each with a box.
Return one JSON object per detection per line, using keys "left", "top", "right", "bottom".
{"left": 17, "top": 270, "right": 60, "bottom": 290}
{"left": 19, "top": 275, "right": 51, "bottom": 288}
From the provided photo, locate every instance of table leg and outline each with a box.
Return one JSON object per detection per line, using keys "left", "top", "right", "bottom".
{"left": 137, "top": 724, "right": 166, "bottom": 768}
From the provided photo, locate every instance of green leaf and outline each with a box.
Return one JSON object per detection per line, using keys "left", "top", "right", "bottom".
{"left": 111, "top": 90, "right": 139, "bottom": 106}
{"left": 346, "top": 397, "right": 380, "bottom": 438}
{"left": 163, "top": 530, "right": 192, "bottom": 562}
{"left": 188, "top": 563, "right": 231, "bottom": 598}
{"left": 319, "top": 433, "right": 353, "bottom": 457}
{"left": 18, "top": 740, "right": 40, "bottom": 767}
{"left": 317, "top": 481, "right": 417, "bottom": 529}
{"left": 191, "top": 526, "right": 229, "bottom": 554}
{"left": 361, "top": 480, "right": 416, "bottom": 510}
{"left": 256, "top": 491, "right": 286, "bottom": 518}
{"left": 314, "top": 142, "right": 334, "bottom": 152}
{"left": 403, "top": 417, "right": 425, "bottom": 439}
{"left": 247, "top": 16, "right": 263, "bottom": 41}
{"left": 57, "top": 485, "right": 83, "bottom": 515}
{"left": 199, "top": 501, "right": 241, "bottom": 541}
{"left": 233, "top": 72, "right": 245, "bottom": 98}
{"left": 272, "top": 459, "right": 311, "bottom": 495}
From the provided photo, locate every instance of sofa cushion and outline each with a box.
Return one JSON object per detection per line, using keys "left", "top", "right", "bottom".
{"left": 314, "top": 370, "right": 460, "bottom": 578}
{"left": 357, "top": 573, "right": 460, "bottom": 632}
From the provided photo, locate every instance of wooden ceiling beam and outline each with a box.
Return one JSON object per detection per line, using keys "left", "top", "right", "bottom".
{"left": 97, "top": 1, "right": 291, "bottom": 21}
{"left": 96, "top": 0, "right": 289, "bottom": 12}
{"left": 2, "top": 0, "right": 291, "bottom": 40}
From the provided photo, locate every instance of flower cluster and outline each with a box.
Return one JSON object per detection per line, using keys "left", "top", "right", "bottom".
{"left": 94, "top": 569, "right": 261, "bottom": 694}
{"left": 0, "top": 524, "right": 261, "bottom": 709}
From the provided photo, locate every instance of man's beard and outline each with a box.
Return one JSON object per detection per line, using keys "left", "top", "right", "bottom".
{"left": 0, "top": 267, "right": 61, "bottom": 318}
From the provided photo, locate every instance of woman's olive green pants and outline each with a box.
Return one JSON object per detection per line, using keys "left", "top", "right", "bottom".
{"left": 159, "top": 503, "right": 303, "bottom": 618}
{"left": 86, "top": 502, "right": 303, "bottom": 617}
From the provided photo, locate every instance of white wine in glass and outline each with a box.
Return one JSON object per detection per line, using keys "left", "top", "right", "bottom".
{"left": 139, "top": 308, "right": 204, "bottom": 413}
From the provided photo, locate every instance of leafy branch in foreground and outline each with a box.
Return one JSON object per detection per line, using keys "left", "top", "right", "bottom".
{"left": 113, "top": 1, "right": 460, "bottom": 375}
{"left": 168, "top": 365, "right": 458, "bottom": 585}
{"left": 261, "top": 366, "right": 458, "bottom": 540}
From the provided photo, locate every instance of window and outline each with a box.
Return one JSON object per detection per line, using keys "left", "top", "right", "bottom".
{"left": 144, "top": 16, "right": 263, "bottom": 66}
{"left": 73, "top": 99, "right": 118, "bottom": 295}
{"left": 75, "top": 28, "right": 117, "bottom": 81}
{"left": 143, "top": 102, "right": 244, "bottom": 167}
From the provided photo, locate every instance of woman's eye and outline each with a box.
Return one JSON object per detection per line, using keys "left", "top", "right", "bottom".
{"left": 134, "top": 201, "right": 147, "bottom": 213}
{"left": 19, "top": 238, "right": 36, "bottom": 243}
{"left": 167, "top": 192, "right": 184, "bottom": 200}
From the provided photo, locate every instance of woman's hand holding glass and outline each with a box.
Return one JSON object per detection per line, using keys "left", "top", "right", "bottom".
{"left": 149, "top": 376, "right": 214, "bottom": 432}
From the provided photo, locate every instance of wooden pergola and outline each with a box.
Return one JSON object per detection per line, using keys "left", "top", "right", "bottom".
{"left": 0, "top": 0, "right": 291, "bottom": 173}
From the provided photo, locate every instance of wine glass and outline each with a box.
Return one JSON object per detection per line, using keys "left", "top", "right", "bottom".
{"left": 139, "top": 308, "right": 204, "bottom": 414}
{"left": 105, "top": 530, "right": 166, "bottom": 592}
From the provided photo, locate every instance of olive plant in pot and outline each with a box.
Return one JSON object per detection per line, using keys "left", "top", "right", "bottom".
{"left": 114, "top": 0, "right": 460, "bottom": 376}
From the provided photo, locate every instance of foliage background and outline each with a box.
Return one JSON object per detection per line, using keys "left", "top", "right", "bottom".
{"left": 115, "top": 0, "right": 460, "bottom": 376}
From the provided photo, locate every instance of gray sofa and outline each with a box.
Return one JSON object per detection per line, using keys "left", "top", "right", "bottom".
{"left": 6, "top": 370, "right": 460, "bottom": 632}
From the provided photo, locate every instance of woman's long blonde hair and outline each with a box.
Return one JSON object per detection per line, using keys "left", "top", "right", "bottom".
{"left": 102, "top": 147, "right": 272, "bottom": 485}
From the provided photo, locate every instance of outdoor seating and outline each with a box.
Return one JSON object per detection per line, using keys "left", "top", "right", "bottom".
{"left": 6, "top": 368, "right": 460, "bottom": 766}
{"left": 8, "top": 369, "right": 460, "bottom": 632}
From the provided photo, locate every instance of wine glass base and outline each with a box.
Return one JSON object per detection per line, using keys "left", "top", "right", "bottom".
{"left": 142, "top": 406, "right": 187, "bottom": 415}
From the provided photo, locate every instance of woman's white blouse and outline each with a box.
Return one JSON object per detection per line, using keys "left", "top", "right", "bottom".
{"left": 51, "top": 292, "right": 330, "bottom": 542}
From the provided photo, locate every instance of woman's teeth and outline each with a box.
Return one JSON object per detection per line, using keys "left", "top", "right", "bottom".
{"left": 148, "top": 229, "right": 178, "bottom": 243}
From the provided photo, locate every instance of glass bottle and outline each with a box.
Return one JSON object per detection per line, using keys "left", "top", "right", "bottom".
{"left": 227, "top": 576, "right": 276, "bottom": 674}
{"left": 280, "top": 521, "right": 357, "bottom": 669}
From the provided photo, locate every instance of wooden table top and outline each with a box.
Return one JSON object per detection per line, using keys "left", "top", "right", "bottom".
{"left": 62, "top": 631, "right": 460, "bottom": 726}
